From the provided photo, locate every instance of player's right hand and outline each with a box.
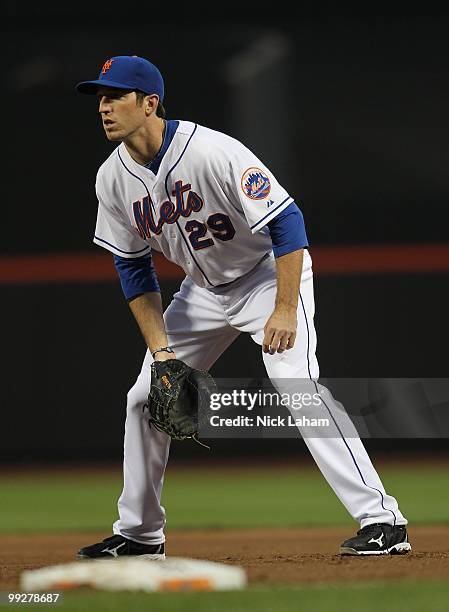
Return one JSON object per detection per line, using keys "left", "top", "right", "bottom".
{"left": 262, "top": 307, "right": 297, "bottom": 354}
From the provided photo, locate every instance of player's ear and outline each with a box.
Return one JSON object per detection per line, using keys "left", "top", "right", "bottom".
{"left": 145, "top": 94, "right": 159, "bottom": 117}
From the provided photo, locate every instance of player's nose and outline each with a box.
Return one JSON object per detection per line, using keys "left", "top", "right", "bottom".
{"left": 98, "top": 96, "right": 111, "bottom": 113}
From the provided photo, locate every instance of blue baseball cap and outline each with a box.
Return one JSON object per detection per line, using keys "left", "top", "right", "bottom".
{"left": 76, "top": 55, "right": 164, "bottom": 101}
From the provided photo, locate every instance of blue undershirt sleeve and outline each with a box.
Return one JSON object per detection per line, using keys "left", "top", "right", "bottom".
{"left": 267, "top": 201, "right": 309, "bottom": 258}
{"left": 113, "top": 252, "right": 160, "bottom": 301}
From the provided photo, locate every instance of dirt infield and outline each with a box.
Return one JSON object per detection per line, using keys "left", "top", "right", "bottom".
{"left": 2, "top": 526, "right": 449, "bottom": 590}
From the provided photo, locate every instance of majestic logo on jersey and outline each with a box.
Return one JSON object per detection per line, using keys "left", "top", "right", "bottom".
{"left": 101, "top": 59, "right": 114, "bottom": 74}
{"left": 133, "top": 179, "right": 204, "bottom": 239}
{"left": 241, "top": 167, "right": 271, "bottom": 200}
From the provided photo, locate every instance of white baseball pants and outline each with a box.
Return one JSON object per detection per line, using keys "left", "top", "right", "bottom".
{"left": 113, "top": 251, "right": 407, "bottom": 544}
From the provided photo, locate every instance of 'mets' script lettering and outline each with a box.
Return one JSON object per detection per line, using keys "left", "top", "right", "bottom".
{"left": 133, "top": 180, "right": 204, "bottom": 238}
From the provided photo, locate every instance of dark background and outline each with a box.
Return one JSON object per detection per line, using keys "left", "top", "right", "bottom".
{"left": 2, "top": 9, "right": 448, "bottom": 461}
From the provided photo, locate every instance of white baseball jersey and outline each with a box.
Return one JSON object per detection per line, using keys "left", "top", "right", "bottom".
{"left": 94, "top": 120, "right": 296, "bottom": 288}
{"left": 90, "top": 120, "right": 408, "bottom": 544}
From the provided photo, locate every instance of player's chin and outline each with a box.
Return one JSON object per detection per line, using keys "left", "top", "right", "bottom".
{"left": 103, "top": 126, "right": 124, "bottom": 141}
{"left": 103, "top": 130, "right": 123, "bottom": 142}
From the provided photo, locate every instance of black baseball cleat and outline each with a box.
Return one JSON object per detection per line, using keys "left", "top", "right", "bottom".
{"left": 340, "top": 523, "right": 411, "bottom": 556}
{"left": 77, "top": 535, "right": 165, "bottom": 560}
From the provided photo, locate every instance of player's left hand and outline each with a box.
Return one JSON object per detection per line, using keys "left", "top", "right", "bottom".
{"left": 263, "top": 306, "right": 297, "bottom": 354}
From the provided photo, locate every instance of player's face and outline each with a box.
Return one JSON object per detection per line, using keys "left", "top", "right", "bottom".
{"left": 97, "top": 87, "right": 146, "bottom": 141}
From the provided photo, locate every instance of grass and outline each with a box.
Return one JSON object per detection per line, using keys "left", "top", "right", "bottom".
{"left": 32, "top": 581, "right": 449, "bottom": 612}
{"left": 1, "top": 463, "right": 449, "bottom": 533}
{"left": 2, "top": 463, "right": 448, "bottom": 611}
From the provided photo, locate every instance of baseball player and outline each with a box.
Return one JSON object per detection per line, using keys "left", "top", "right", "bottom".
{"left": 75, "top": 56, "right": 411, "bottom": 558}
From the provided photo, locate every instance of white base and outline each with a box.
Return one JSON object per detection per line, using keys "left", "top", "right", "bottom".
{"left": 21, "top": 557, "right": 246, "bottom": 592}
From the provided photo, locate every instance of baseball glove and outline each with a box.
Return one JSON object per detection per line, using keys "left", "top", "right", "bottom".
{"left": 148, "top": 359, "right": 216, "bottom": 446}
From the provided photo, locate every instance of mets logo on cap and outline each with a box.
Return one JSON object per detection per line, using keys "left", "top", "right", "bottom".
{"left": 241, "top": 167, "right": 271, "bottom": 200}
{"left": 101, "top": 59, "right": 114, "bottom": 74}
